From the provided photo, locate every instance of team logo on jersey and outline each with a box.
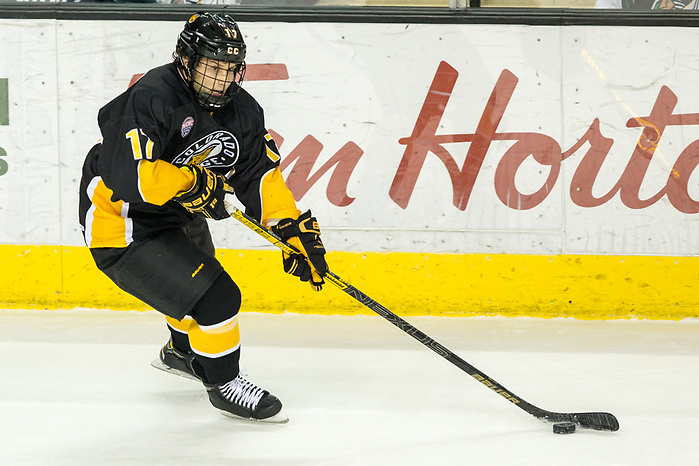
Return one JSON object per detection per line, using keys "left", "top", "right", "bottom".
{"left": 172, "top": 130, "right": 239, "bottom": 169}
{"left": 181, "top": 117, "right": 195, "bottom": 138}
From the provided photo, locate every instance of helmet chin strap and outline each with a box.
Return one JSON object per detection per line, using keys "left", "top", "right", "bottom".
{"left": 176, "top": 56, "right": 193, "bottom": 84}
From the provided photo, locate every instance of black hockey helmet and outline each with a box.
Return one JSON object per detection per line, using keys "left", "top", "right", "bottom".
{"left": 174, "top": 12, "right": 247, "bottom": 110}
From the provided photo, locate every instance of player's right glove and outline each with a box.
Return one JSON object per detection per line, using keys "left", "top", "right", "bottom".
{"left": 271, "top": 210, "right": 328, "bottom": 291}
{"left": 174, "top": 164, "right": 234, "bottom": 220}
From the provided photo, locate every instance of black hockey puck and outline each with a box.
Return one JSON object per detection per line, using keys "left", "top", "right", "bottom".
{"left": 553, "top": 422, "right": 576, "bottom": 434}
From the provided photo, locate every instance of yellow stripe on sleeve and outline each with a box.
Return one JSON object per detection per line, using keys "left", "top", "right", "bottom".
{"left": 137, "top": 160, "right": 195, "bottom": 206}
{"left": 260, "top": 167, "right": 301, "bottom": 225}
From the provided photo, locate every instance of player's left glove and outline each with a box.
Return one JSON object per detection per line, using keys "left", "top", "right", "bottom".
{"left": 271, "top": 210, "right": 328, "bottom": 291}
{"left": 174, "top": 164, "right": 234, "bottom": 220}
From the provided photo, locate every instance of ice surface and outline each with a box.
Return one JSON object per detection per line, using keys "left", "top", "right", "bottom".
{"left": 1, "top": 308, "right": 698, "bottom": 465}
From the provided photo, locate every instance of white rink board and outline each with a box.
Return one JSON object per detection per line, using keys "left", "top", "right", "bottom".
{"left": 0, "top": 19, "right": 698, "bottom": 255}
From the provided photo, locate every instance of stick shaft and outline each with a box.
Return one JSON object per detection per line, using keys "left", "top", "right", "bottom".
{"left": 225, "top": 204, "right": 619, "bottom": 432}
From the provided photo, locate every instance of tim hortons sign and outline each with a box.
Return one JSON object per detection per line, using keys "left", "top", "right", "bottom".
{"left": 276, "top": 61, "right": 699, "bottom": 215}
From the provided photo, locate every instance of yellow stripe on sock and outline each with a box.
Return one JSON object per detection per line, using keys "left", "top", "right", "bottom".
{"left": 165, "top": 315, "right": 193, "bottom": 334}
{"left": 187, "top": 316, "right": 241, "bottom": 358}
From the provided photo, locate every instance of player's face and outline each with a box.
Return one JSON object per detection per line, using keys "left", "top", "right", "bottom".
{"left": 191, "top": 57, "right": 239, "bottom": 97}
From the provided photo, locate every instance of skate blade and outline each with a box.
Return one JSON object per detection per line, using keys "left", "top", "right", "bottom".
{"left": 220, "top": 410, "right": 289, "bottom": 424}
{"left": 150, "top": 359, "right": 200, "bottom": 382}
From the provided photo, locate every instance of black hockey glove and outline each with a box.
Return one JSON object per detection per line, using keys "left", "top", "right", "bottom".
{"left": 174, "top": 164, "right": 234, "bottom": 220}
{"left": 271, "top": 210, "right": 328, "bottom": 291}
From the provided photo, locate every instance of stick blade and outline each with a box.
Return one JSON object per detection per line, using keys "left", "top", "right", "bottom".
{"left": 572, "top": 412, "right": 620, "bottom": 432}
{"left": 544, "top": 411, "right": 619, "bottom": 431}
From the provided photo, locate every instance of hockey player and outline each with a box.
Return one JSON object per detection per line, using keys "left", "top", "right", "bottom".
{"left": 78, "top": 12, "right": 328, "bottom": 423}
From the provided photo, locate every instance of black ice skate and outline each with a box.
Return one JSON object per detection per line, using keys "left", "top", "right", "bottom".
{"left": 150, "top": 338, "right": 201, "bottom": 381}
{"left": 205, "top": 375, "right": 288, "bottom": 424}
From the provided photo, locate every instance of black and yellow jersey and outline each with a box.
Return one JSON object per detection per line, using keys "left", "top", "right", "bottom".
{"left": 79, "top": 63, "right": 299, "bottom": 248}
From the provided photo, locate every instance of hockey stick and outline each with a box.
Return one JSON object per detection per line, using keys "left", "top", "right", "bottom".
{"left": 225, "top": 203, "right": 619, "bottom": 432}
